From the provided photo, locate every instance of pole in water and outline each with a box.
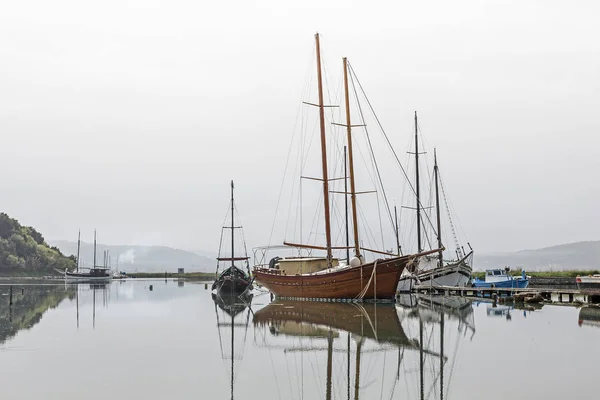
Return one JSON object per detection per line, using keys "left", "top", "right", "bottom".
{"left": 9, "top": 286, "right": 13, "bottom": 306}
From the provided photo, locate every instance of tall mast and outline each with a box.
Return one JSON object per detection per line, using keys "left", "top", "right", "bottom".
{"left": 419, "top": 317, "right": 424, "bottom": 400}
{"left": 76, "top": 229, "right": 81, "bottom": 272}
{"left": 343, "top": 57, "right": 361, "bottom": 259}
{"left": 344, "top": 146, "right": 350, "bottom": 263}
{"left": 440, "top": 310, "right": 445, "bottom": 400}
{"left": 434, "top": 149, "right": 443, "bottom": 266}
{"left": 394, "top": 206, "right": 401, "bottom": 256}
{"left": 231, "top": 307, "right": 235, "bottom": 400}
{"left": 315, "top": 33, "right": 333, "bottom": 267}
{"left": 414, "top": 111, "right": 422, "bottom": 252}
{"left": 93, "top": 229, "right": 97, "bottom": 269}
{"left": 231, "top": 180, "right": 235, "bottom": 268}
{"left": 326, "top": 330, "right": 333, "bottom": 400}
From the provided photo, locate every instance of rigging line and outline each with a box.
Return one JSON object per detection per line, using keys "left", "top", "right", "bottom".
{"left": 275, "top": 39, "right": 317, "bottom": 249}
{"left": 439, "top": 171, "right": 462, "bottom": 257}
{"left": 348, "top": 63, "right": 438, "bottom": 234}
{"left": 348, "top": 65, "right": 395, "bottom": 234}
{"left": 380, "top": 350, "right": 387, "bottom": 400}
{"left": 439, "top": 169, "right": 470, "bottom": 246}
{"left": 357, "top": 203, "right": 379, "bottom": 254}
{"left": 268, "top": 100, "right": 308, "bottom": 251}
{"left": 375, "top": 189, "right": 386, "bottom": 252}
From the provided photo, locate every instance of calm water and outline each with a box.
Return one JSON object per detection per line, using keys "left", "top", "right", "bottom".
{"left": 0, "top": 280, "right": 598, "bottom": 400}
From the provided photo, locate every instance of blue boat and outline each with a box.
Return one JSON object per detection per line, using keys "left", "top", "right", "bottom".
{"left": 470, "top": 268, "right": 529, "bottom": 289}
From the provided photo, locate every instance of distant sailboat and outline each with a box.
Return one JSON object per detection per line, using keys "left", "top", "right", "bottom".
{"left": 63, "top": 230, "right": 111, "bottom": 281}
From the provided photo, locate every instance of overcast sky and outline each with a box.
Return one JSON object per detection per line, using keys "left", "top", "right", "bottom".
{"left": 1, "top": 0, "right": 598, "bottom": 254}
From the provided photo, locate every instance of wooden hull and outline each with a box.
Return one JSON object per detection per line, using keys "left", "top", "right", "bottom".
{"left": 253, "top": 256, "right": 411, "bottom": 300}
{"left": 212, "top": 266, "right": 252, "bottom": 295}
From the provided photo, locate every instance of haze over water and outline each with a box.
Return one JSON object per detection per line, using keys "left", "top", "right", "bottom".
{"left": 0, "top": 280, "right": 598, "bottom": 399}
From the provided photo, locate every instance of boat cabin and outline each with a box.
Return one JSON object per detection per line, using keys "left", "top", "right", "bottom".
{"left": 276, "top": 257, "right": 339, "bottom": 275}
{"left": 90, "top": 268, "right": 110, "bottom": 278}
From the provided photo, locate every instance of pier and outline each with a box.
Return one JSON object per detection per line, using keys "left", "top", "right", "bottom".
{"left": 402, "top": 285, "right": 600, "bottom": 305}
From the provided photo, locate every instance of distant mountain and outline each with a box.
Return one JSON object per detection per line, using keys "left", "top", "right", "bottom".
{"left": 475, "top": 241, "right": 600, "bottom": 271}
{"left": 50, "top": 241, "right": 215, "bottom": 273}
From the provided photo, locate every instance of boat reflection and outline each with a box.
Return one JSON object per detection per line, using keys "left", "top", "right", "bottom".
{"left": 212, "top": 292, "right": 253, "bottom": 400}
{"left": 395, "top": 294, "right": 476, "bottom": 400}
{"left": 253, "top": 300, "right": 452, "bottom": 400}
{"left": 474, "top": 300, "right": 542, "bottom": 321}
{"left": 578, "top": 306, "right": 600, "bottom": 329}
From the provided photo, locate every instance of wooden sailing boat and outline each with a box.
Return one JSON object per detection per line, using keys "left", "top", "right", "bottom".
{"left": 397, "top": 115, "right": 473, "bottom": 291}
{"left": 253, "top": 34, "right": 437, "bottom": 301}
{"left": 212, "top": 181, "right": 253, "bottom": 296}
{"left": 63, "top": 230, "right": 111, "bottom": 281}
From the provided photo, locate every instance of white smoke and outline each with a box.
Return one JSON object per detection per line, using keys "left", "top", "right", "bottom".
{"left": 118, "top": 249, "right": 136, "bottom": 264}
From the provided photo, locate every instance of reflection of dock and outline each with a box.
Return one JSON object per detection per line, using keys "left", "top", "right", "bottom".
{"left": 407, "top": 285, "right": 600, "bottom": 305}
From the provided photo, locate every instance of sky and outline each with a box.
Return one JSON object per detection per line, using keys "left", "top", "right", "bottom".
{"left": 0, "top": 0, "right": 598, "bottom": 254}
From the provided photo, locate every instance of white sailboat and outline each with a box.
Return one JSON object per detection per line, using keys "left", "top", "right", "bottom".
{"left": 397, "top": 114, "right": 473, "bottom": 292}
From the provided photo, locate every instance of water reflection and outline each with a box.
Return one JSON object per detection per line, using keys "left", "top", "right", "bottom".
{"left": 578, "top": 306, "right": 600, "bottom": 329}
{"left": 472, "top": 301, "right": 543, "bottom": 321}
{"left": 253, "top": 300, "right": 458, "bottom": 400}
{"left": 0, "top": 284, "right": 75, "bottom": 345}
{"left": 212, "top": 292, "right": 254, "bottom": 400}
{"left": 395, "top": 294, "right": 477, "bottom": 400}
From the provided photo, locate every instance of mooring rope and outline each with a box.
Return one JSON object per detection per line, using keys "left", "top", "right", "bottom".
{"left": 355, "top": 259, "right": 379, "bottom": 299}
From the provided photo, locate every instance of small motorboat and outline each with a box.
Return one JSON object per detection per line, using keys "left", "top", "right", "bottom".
{"left": 470, "top": 268, "right": 529, "bottom": 289}
{"left": 576, "top": 274, "right": 600, "bottom": 290}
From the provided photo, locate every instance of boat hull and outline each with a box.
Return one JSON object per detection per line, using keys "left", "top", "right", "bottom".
{"left": 471, "top": 279, "right": 529, "bottom": 289}
{"left": 397, "top": 256, "right": 472, "bottom": 292}
{"left": 212, "top": 277, "right": 252, "bottom": 295}
{"left": 576, "top": 276, "right": 600, "bottom": 290}
{"left": 253, "top": 256, "right": 410, "bottom": 300}
{"left": 212, "top": 266, "right": 252, "bottom": 295}
{"left": 64, "top": 273, "right": 111, "bottom": 281}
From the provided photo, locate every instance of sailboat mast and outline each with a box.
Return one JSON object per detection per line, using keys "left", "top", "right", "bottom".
{"left": 344, "top": 146, "right": 350, "bottom": 263}
{"left": 231, "top": 180, "right": 235, "bottom": 268}
{"left": 354, "top": 339, "right": 362, "bottom": 400}
{"left": 231, "top": 308, "right": 235, "bottom": 400}
{"left": 315, "top": 33, "right": 333, "bottom": 267}
{"left": 343, "top": 57, "right": 361, "bottom": 259}
{"left": 76, "top": 230, "right": 81, "bottom": 273}
{"left": 394, "top": 206, "right": 401, "bottom": 256}
{"left": 414, "top": 112, "right": 422, "bottom": 252}
{"left": 93, "top": 229, "right": 97, "bottom": 269}
{"left": 440, "top": 310, "right": 445, "bottom": 400}
{"left": 326, "top": 331, "right": 333, "bottom": 400}
{"left": 419, "top": 317, "right": 424, "bottom": 400}
{"left": 434, "top": 149, "right": 443, "bottom": 266}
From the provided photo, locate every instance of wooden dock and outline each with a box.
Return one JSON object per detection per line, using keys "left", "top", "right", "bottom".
{"left": 401, "top": 285, "right": 600, "bottom": 305}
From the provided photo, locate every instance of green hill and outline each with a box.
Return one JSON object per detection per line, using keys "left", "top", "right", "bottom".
{"left": 0, "top": 213, "right": 75, "bottom": 276}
